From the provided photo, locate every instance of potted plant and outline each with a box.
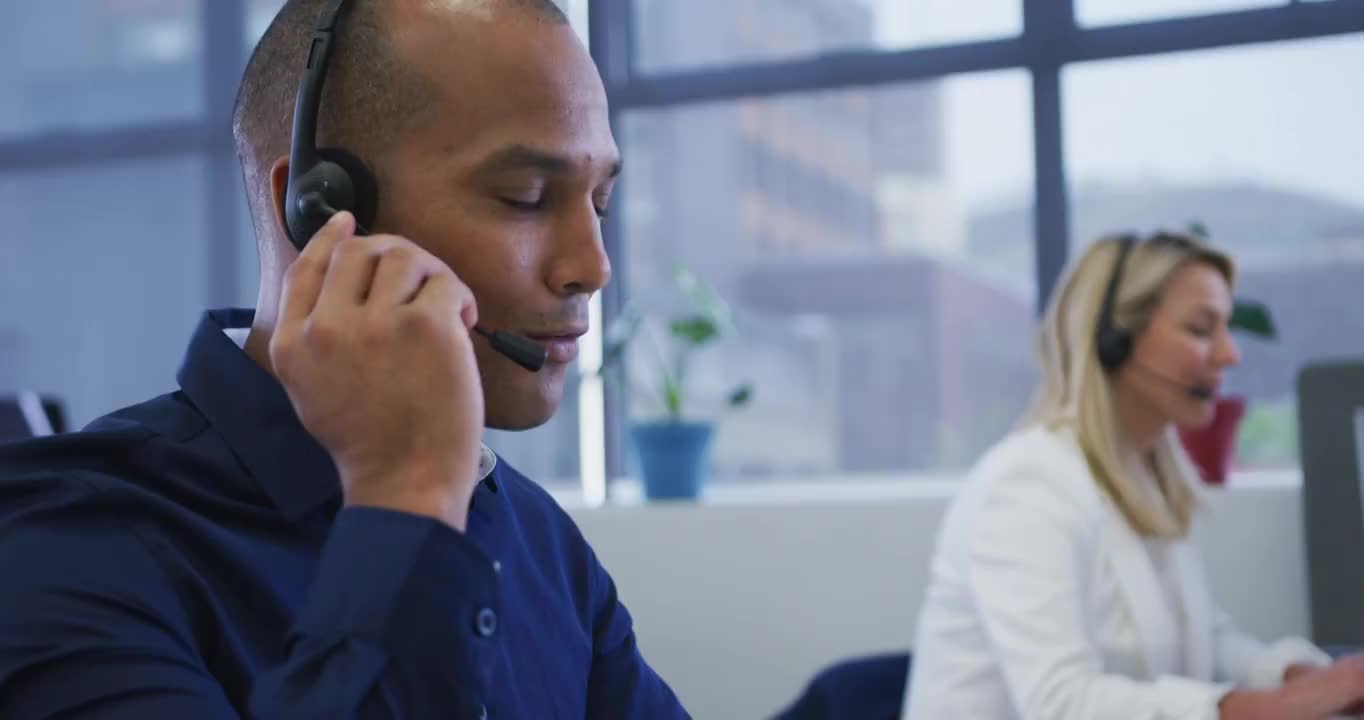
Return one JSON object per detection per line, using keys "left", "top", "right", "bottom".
{"left": 596, "top": 264, "right": 753, "bottom": 500}
{"left": 1176, "top": 223, "right": 1276, "bottom": 484}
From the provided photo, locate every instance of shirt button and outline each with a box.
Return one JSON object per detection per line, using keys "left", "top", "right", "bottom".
{"left": 476, "top": 608, "right": 497, "bottom": 637}
{"left": 492, "top": 560, "right": 502, "bottom": 574}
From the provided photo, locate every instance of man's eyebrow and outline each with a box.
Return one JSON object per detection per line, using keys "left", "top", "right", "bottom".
{"left": 474, "top": 144, "right": 622, "bottom": 179}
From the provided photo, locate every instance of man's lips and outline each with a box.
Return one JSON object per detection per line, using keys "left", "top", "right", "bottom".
{"left": 522, "top": 329, "right": 586, "bottom": 364}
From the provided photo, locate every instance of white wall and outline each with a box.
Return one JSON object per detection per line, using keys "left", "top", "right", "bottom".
{"left": 568, "top": 478, "right": 1312, "bottom": 720}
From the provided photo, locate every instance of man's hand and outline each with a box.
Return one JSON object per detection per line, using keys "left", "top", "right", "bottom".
{"left": 270, "top": 211, "right": 485, "bottom": 531}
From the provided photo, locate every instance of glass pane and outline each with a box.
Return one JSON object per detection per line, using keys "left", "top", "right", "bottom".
{"left": 236, "top": 192, "right": 261, "bottom": 309}
{"left": 1063, "top": 35, "right": 1364, "bottom": 471}
{"left": 634, "top": 0, "right": 1022, "bottom": 75}
{"left": 247, "top": 0, "right": 281, "bottom": 48}
{"left": 0, "top": 0, "right": 202, "bottom": 138}
{"left": 620, "top": 71, "right": 1036, "bottom": 483}
{"left": 1077, "top": 0, "right": 1286, "bottom": 27}
{"left": 557, "top": 0, "right": 591, "bottom": 41}
{"left": 0, "top": 157, "right": 207, "bottom": 429}
{"left": 248, "top": 0, "right": 590, "bottom": 49}
{"left": 484, "top": 403, "right": 582, "bottom": 490}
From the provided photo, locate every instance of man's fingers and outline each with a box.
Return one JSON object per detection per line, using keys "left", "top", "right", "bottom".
{"left": 278, "top": 211, "right": 355, "bottom": 329}
{"left": 412, "top": 272, "right": 479, "bottom": 332}
{"left": 316, "top": 234, "right": 411, "bottom": 310}
{"left": 368, "top": 244, "right": 447, "bottom": 307}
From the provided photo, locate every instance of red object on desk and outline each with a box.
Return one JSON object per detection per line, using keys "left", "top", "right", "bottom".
{"left": 1178, "top": 395, "right": 1247, "bottom": 485}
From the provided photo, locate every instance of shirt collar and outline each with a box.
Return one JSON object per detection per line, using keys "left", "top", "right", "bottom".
{"left": 177, "top": 309, "right": 498, "bottom": 521}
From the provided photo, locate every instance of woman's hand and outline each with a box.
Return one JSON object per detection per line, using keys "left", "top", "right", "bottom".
{"left": 1221, "top": 657, "right": 1364, "bottom": 720}
{"left": 1276, "top": 654, "right": 1364, "bottom": 714}
{"left": 1281, "top": 656, "right": 1364, "bottom": 717}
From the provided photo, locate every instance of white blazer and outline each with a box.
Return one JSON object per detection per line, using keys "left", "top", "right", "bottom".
{"left": 903, "top": 423, "right": 1329, "bottom": 720}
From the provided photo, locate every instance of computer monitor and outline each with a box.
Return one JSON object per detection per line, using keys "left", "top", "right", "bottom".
{"left": 0, "top": 391, "right": 63, "bottom": 443}
{"left": 1298, "top": 360, "right": 1364, "bottom": 645}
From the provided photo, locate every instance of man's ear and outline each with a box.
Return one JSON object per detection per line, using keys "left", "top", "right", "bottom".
{"left": 268, "top": 156, "right": 291, "bottom": 239}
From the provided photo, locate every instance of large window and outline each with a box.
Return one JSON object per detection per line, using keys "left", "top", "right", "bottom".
{"left": 1064, "top": 34, "right": 1364, "bottom": 469}
{"left": 621, "top": 71, "right": 1036, "bottom": 481}
{"left": 3, "top": 0, "right": 1363, "bottom": 497}
{"left": 605, "top": 0, "right": 1364, "bottom": 491}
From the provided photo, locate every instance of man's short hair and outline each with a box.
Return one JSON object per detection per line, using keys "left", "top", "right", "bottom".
{"left": 232, "top": 0, "right": 568, "bottom": 244}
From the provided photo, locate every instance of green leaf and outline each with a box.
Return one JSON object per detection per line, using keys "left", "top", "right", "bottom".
{"left": 674, "top": 264, "right": 736, "bottom": 336}
{"left": 727, "top": 384, "right": 754, "bottom": 408}
{"left": 663, "top": 379, "right": 682, "bottom": 419}
{"left": 1230, "top": 300, "right": 1276, "bottom": 339}
{"left": 670, "top": 315, "right": 719, "bottom": 346}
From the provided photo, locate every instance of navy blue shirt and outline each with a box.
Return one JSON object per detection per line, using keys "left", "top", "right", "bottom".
{"left": 0, "top": 309, "right": 687, "bottom": 719}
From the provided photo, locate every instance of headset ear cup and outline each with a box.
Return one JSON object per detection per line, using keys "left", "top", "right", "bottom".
{"left": 284, "top": 158, "right": 352, "bottom": 248}
{"left": 1094, "top": 235, "right": 1138, "bottom": 374}
{"left": 1097, "top": 327, "right": 1132, "bottom": 372}
{"left": 317, "top": 147, "right": 378, "bottom": 232}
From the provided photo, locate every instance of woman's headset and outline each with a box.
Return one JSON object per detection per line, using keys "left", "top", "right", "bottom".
{"left": 1095, "top": 235, "right": 1140, "bottom": 373}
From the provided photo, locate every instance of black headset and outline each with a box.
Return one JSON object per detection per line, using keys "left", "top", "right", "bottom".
{"left": 1095, "top": 234, "right": 1139, "bottom": 373}
{"left": 282, "top": 0, "right": 547, "bottom": 372}
{"left": 284, "top": 0, "right": 375, "bottom": 248}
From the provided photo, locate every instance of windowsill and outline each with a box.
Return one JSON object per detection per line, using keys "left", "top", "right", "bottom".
{"left": 550, "top": 466, "right": 1304, "bottom": 511}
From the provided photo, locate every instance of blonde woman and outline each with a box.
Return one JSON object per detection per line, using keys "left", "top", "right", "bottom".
{"left": 903, "top": 233, "right": 1364, "bottom": 720}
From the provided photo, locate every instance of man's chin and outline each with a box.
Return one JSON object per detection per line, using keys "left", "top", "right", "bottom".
{"left": 485, "top": 392, "right": 563, "bottom": 431}
{"left": 480, "top": 365, "right": 566, "bottom": 431}
{"left": 487, "top": 411, "right": 556, "bottom": 432}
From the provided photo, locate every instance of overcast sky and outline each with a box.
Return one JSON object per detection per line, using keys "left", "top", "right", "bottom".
{"left": 872, "top": 0, "right": 1364, "bottom": 210}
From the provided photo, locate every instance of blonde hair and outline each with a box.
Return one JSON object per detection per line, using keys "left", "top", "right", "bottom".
{"left": 1021, "top": 232, "right": 1236, "bottom": 538}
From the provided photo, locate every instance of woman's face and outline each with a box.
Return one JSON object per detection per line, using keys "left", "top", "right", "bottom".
{"left": 1121, "top": 261, "right": 1242, "bottom": 432}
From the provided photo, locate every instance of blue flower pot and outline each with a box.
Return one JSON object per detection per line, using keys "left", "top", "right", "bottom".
{"left": 630, "top": 421, "right": 714, "bottom": 501}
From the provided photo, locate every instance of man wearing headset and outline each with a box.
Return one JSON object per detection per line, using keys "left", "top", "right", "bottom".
{"left": 0, "top": 0, "right": 688, "bottom": 718}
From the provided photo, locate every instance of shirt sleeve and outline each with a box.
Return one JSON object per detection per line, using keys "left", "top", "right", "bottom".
{"left": 0, "top": 478, "right": 502, "bottom": 720}
{"left": 251, "top": 507, "right": 502, "bottom": 718}
{"left": 579, "top": 532, "right": 691, "bottom": 719}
